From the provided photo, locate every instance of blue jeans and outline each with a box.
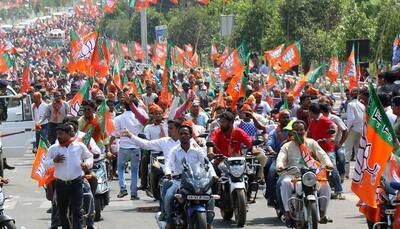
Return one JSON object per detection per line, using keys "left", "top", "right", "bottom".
{"left": 335, "top": 147, "right": 346, "bottom": 177}
{"left": 117, "top": 148, "right": 141, "bottom": 196}
{"left": 160, "top": 179, "right": 173, "bottom": 212}
{"left": 264, "top": 157, "right": 277, "bottom": 202}
{"left": 328, "top": 153, "right": 343, "bottom": 193}
{"left": 164, "top": 181, "right": 180, "bottom": 224}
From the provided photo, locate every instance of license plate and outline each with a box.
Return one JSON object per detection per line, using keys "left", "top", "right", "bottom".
{"left": 187, "top": 195, "right": 210, "bottom": 201}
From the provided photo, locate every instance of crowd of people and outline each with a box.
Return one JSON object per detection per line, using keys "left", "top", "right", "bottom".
{"left": 0, "top": 4, "right": 400, "bottom": 229}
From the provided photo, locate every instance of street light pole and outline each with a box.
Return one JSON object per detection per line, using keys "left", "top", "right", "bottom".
{"left": 140, "top": 9, "right": 148, "bottom": 65}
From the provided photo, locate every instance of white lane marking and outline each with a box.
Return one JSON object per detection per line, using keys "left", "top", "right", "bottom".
{"left": 4, "top": 198, "right": 17, "bottom": 210}
{"left": 39, "top": 201, "right": 51, "bottom": 209}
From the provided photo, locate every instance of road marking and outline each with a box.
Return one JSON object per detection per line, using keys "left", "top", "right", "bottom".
{"left": 39, "top": 201, "right": 51, "bottom": 209}
{"left": 4, "top": 199, "right": 17, "bottom": 210}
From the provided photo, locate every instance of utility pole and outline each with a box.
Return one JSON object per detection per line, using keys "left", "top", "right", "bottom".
{"left": 140, "top": 9, "right": 148, "bottom": 64}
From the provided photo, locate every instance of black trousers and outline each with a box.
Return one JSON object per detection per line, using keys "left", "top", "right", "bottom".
{"left": 55, "top": 177, "right": 83, "bottom": 229}
{"left": 48, "top": 122, "right": 58, "bottom": 145}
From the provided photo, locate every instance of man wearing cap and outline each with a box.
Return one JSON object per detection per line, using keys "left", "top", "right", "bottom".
{"left": 253, "top": 91, "right": 271, "bottom": 116}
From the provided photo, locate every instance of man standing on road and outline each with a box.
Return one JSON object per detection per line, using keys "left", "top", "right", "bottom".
{"left": 32, "top": 92, "right": 49, "bottom": 152}
{"left": 44, "top": 123, "right": 93, "bottom": 229}
{"left": 111, "top": 99, "right": 143, "bottom": 200}
{"left": 344, "top": 88, "right": 365, "bottom": 179}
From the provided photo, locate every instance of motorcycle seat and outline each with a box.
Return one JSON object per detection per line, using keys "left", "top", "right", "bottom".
{"left": 390, "top": 181, "right": 400, "bottom": 191}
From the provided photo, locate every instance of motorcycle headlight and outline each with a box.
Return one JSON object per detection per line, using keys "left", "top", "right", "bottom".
{"left": 230, "top": 165, "right": 245, "bottom": 178}
{"left": 302, "top": 172, "right": 317, "bottom": 187}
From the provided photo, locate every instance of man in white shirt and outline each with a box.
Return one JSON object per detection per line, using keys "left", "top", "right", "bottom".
{"left": 344, "top": 88, "right": 365, "bottom": 178}
{"left": 111, "top": 101, "right": 143, "bottom": 200}
{"left": 141, "top": 84, "right": 158, "bottom": 107}
{"left": 163, "top": 125, "right": 217, "bottom": 229}
{"left": 44, "top": 123, "right": 93, "bottom": 229}
{"left": 253, "top": 91, "right": 271, "bottom": 116}
{"left": 32, "top": 92, "right": 49, "bottom": 152}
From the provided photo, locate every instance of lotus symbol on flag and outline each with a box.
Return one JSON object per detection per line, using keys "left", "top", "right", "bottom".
{"left": 271, "top": 49, "right": 281, "bottom": 59}
{"left": 282, "top": 48, "right": 294, "bottom": 62}
{"left": 222, "top": 53, "right": 234, "bottom": 69}
{"left": 79, "top": 37, "right": 96, "bottom": 60}
{"left": 348, "top": 63, "right": 356, "bottom": 77}
{"left": 353, "top": 124, "right": 380, "bottom": 185}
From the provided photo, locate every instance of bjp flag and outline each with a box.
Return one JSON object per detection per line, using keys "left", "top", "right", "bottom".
{"left": 31, "top": 140, "right": 55, "bottom": 187}
{"left": 343, "top": 44, "right": 358, "bottom": 90}
{"left": 327, "top": 56, "right": 339, "bottom": 82}
{"left": 351, "top": 84, "right": 397, "bottom": 208}
{"left": 278, "top": 41, "right": 301, "bottom": 72}
{"left": 219, "top": 50, "right": 244, "bottom": 82}
{"left": 264, "top": 44, "right": 284, "bottom": 67}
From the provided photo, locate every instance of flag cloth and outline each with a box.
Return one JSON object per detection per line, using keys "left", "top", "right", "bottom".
{"left": 173, "top": 46, "right": 184, "bottom": 65}
{"left": 216, "top": 47, "right": 228, "bottom": 65}
{"left": 170, "top": 0, "right": 178, "bottom": 4}
{"left": 152, "top": 43, "right": 167, "bottom": 65}
{"left": 266, "top": 68, "right": 278, "bottom": 89}
{"left": 113, "top": 61, "right": 123, "bottom": 90}
{"left": 148, "top": 0, "right": 157, "bottom": 4}
{"left": 196, "top": 0, "right": 209, "bottom": 4}
{"left": 278, "top": 41, "right": 301, "bottom": 72}
{"left": 306, "top": 65, "right": 324, "bottom": 85}
{"left": 20, "top": 64, "right": 30, "bottom": 93}
{"left": 129, "top": 0, "right": 136, "bottom": 8}
{"left": 227, "top": 74, "right": 248, "bottom": 109}
{"left": 264, "top": 44, "right": 284, "bottom": 67}
{"left": 69, "top": 77, "right": 92, "bottom": 116}
{"left": 219, "top": 50, "right": 244, "bottom": 82}
{"left": 392, "top": 33, "right": 400, "bottom": 71}
{"left": 67, "top": 31, "right": 98, "bottom": 75}
{"left": 133, "top": 42, "right": 144, "bottom": 60}
{"left": 97, "top": 100, "right": 115, "bottom": 135}
{"left": 290, "top": 74, "right": 307, "bottom": 97}
{"left": 352, "top": 84, "right": 397, "bottom": 208}
{"left": 344, "top": 44, "right": 358, "bottom": 90}
{"left": 327, "top": 56, "right": 339, "bottom": 82}
{"left": 184, "top": 44, "right": 193, "bottom": 57}
{"left": 135, "top": 0, "right": 149, "bottom": 11}
{"left": 211, "top": 43, "right": 219, "bottom": 61}
{"left": 31, "top": 139, "right": 55, "bottom": 187}
{"left": 160, "top": 44, "right": 173, "bottom": 105}
{"left": 104, "top": 0, "right": 117, "bottom": 13}
{"left": 91, "top": 38, "right": 109, "bottom": 77}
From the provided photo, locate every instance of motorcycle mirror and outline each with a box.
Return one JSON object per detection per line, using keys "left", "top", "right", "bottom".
{"left": 206, "top": 142, "right": 215, "bottom": 147}
{"left": 252, "top": 139, "right": 264, "bottom": 146}
{"left": 138, "top": 133, "right": 147, "bottom": 139}
{"left": 198, "top": 133, "right": 209, "bottom": 139}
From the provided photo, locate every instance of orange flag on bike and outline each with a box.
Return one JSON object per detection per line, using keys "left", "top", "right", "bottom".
{"left": 351, "top": 84, "right": 396, "bottom": 208}
{"left": 31, "top": 140, "right": 55, "bottom": 187}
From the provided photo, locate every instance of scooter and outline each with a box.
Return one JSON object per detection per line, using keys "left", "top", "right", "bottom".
{"left": 169, "top": 158, "right": 219, "bottom": 229}
{"left": 0, "top": 184, "right": 15, "bottom": 228}
{"left": 91, "top": 158, "right": 110, "bottom": 222}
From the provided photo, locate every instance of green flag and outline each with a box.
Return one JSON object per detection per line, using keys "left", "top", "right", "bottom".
{"left": 306, "top": 65, "right": 324, "bottom": 84}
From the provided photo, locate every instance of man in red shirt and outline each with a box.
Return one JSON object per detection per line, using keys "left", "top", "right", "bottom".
{"left": 308, "top": 103, "right": 345, "bottom": 199}
{"left": 210, "top": 111, "right": 252, "bottom": 159}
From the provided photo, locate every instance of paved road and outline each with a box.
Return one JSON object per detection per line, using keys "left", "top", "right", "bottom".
{"left": 3, "top": 152, "right": 368, "bottom": 229}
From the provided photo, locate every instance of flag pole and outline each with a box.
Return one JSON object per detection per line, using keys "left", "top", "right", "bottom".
{"left": 140, "top": 9, "right": 148, "bottom": 65}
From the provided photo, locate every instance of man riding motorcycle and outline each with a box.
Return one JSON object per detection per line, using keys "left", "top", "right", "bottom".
{"left": 276, "top": 120, "right": 334, "bottom": 228}
{"left": 208, "top": 111, "right": 252, "bottom": 173}
{"left": 163, "top": 125, "right": 217, "bottom": 229}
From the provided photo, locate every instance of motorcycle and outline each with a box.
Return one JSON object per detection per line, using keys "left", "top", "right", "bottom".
{"left": 285, "top": 166, "right": 331, "bottom": 229}
{"left": 365, "top": 178, "right": 400, "bottom": 229}
{"left": 169, "top": 158, "right": 219, "bottom": 229}
{"left": 0, "top": 184, "right": 16, "bottom": 228}
{"left": 91, "top": 158, "right": 111, "bottom": 222}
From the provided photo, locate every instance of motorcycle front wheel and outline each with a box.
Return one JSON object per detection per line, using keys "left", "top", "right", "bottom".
{"left": 307, "top": 201, "right": 318, "bottom": 229}
{"left": 234, "top": 189, "right": 247, "bottom": 228}
{"left": 191, "top": 212, "right": 207, "bottom": 229}
{"left": 0, "top": 221, "right": 16, "bottom": 229}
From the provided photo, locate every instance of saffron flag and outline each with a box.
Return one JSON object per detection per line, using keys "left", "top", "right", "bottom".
{"left": 184, "top": 44, "right": 193, "bottom": 57}
{"left": 219, "top": 50, "right": 244, "bottom": 82}
{"left": 133, "top": 42, "right": 144, "bottom": 60}
{"left": 211, "top": 43, "right": 219, "bottom": 61}
{"left": 20, "top": 64, "right": 30, "bottom": 93}
{"left": 135, "top": 0, "right": 149, "bottom": 11}
{"left": 104, "top": 0, "right": 117, "bottom": 13}
{"left": 113, "top": 61, "right": 123, "bottom": 90}
{"left": 173, "top": 46, "right": 184, "bottom": 65}
{"left": 170, "top": 0, "right": 178, "bottom": 4}
{"left": 343, "top": 44, "right": 358, "bottom": 90}
{"left": 152, "top": 43, "right": 167, "bottom": 65}
{"left": 196, "top": 0, "right": 209, "bottom": 5}
{"left": 290, "top": 74, "right": 307, "bottom": 97}
{"left": 31, "top": 139, "right": 55, "bottom": 187}
{"left": 97, "top": 100, "right": 115, "bottom": 135}
{"left": 216, "top": 47, "right": 228, "bottom": 65}
{"left": 392, "top": 33, "right": 400, "bottom": 71}
{"left": 352, "top": 84, "right": 397, "bottom": 208}
{"left": 67, "top": 31, "right": 98, "bottom": 75}
{"left": 69, "top": 78, "right": 92, "bottom": 116}
{"left": 226, "top": 74, "right": 248, "bottom": 109}
{"left": 327, "top": 56, "right": 339, "bottom": 82}
{"left": 160, "top": 44, "right": 173, "bottom": 105}
{"left": 278, "top": 41, "right": 301, "bottom": 72}
{"left": 264, "top": 44, "right": 284, "bottom": 67}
